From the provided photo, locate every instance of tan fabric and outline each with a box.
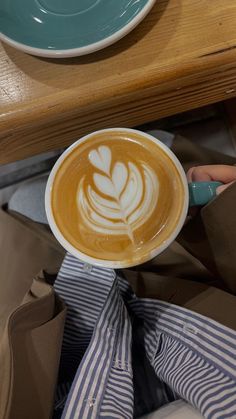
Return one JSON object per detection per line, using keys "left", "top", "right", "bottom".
{"left": 202, "top": 182, "right": 236, "bottom": 293}
{"left": 174, "top": 135, "right": 236, "bottom": 293}
{"left": 0, "top": 209, "right": 66, "bottom": 419}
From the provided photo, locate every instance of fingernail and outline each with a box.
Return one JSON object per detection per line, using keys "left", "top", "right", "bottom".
{"left": 216, "top": 184, "right": 228, "bottom": 195}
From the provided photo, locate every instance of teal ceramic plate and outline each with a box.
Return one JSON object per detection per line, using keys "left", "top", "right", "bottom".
{"left": 0, "top": 0, "right": 156, "bottom": 57}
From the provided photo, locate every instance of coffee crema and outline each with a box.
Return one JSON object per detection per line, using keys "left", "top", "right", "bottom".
{"left": 51, "top": 130, "right": 185, "bottom": 266}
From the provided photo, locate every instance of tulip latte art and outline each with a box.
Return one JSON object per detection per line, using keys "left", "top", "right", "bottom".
{"left": 78, "top": 145, "right": 158, "bottom": 244}
{"left": 51, "top": 130, "right": 185, "bottom": 266}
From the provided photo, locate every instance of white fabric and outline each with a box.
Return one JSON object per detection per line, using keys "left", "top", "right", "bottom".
{"left": 140, "top": 400, "right": 203, "bottom": 418}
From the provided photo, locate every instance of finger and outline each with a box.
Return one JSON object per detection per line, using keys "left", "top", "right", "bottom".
{"left": 191, "top": 167, "right": 211, "bottom": 182}
{"left": 187, "top": 167, "right": 195, "bottom": 182}
{"left": 190, "top": 165, "right": 236, "bottom": 183}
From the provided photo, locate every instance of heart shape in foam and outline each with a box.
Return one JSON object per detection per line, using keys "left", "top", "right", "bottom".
{"left": 112, "top": 162, "right": 128, "bottom": 195}
{"left": 93, "top": 161, "right": 128, "bottom": 198}
{"left": 89, "top": 146, "right": 111, "bottom": 175}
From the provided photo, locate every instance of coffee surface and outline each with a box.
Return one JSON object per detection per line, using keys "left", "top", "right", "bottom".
{"left": 51, "top": 130, "right": 185, "bottom": 265}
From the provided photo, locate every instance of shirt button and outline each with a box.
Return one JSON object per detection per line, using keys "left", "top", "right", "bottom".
{"left": 83, "top": 263, "right": 93, "bottom": 273}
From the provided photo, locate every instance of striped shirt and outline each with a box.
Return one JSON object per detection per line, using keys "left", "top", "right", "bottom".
{"left": 54, "top": 253, "right": 236, "bottom": 419}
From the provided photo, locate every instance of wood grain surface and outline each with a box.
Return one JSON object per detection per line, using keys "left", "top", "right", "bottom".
{"left": 1, "top": 0, "right": 236, "bottom": 163}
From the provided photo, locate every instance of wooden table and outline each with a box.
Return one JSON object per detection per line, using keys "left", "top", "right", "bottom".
{"left": 1, "top": 0, "right": 236, "bottom": 164}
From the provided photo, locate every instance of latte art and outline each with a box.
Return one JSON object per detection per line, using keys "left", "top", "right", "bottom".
{"left": 49, "top": 129, "right": 186, "bottom": 267}
{"left": 77, "top": 146, "right": 159, "bottom": 244}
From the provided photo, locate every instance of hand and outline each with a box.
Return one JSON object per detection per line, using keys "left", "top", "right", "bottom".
{"left": 187, "top": 165, "right": 236, "bottom": 195}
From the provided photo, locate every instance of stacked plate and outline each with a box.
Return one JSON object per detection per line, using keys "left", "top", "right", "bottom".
{"left": 0, "top": 0, "right": 156, "bottom": 57}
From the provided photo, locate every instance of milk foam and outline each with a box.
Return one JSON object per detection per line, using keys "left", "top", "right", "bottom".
{"left": 77, "top": 145, "right": 159, "bottom": 243}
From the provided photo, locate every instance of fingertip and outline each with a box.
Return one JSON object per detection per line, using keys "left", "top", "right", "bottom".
{"left": 216, "top": 181, "right": 235, "bottom": 195}
{"left": 216, "top": 184, "right": 228, "bottom": 195}
{"left": 191, "top": 167, "right": 212, "bottom": 182}
{"left": 187, "top": 167, "right": 195, "bottom": 182}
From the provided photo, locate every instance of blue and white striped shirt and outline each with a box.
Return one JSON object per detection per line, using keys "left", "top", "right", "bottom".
{"left": 54, "top": 253, "right": 236, "bottom": 419}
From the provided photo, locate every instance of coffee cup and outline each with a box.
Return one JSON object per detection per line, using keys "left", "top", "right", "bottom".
{"left": 45, "top": 128, "right": 221, "bottom": 268}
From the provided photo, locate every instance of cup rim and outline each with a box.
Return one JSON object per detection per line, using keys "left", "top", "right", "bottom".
{"left": 45, "top": 128, "right": 189, "bottom": 268}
